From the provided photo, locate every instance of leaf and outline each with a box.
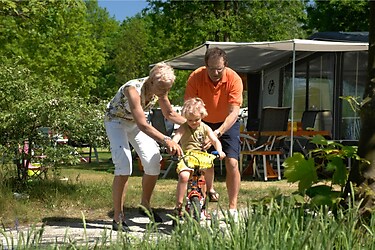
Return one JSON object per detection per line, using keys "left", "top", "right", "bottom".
{"left": 306, "top": 185, "right": 342, "bottom": 208}
{"left": 309, "top": 135, "right": 328, "bottom": 146}
{"left": 283, "top": 153, "right": 318, "bottom": 193}
{"left": 292, "top": 193, "right": 305, "bottom": 204}
{"left": 328, "top": 157, "right": 348, "bottom": 187}
{"left": 341, "top": 145, "right": 357, "bottom": 158}
{"left": 306, "top": 185, "right": 332, "bottom": 198}
{"left": 309, "top": 190, "right": 341, "bottom": 208}
{"left": 310, "top": 194, "right": 334, "bottom": 207}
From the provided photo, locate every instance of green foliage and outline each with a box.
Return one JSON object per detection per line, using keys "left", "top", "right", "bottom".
{"left": 113, "top": 16, "right": 153, "bottom": 85}
{"left": 340, "top": 95, "right": 373, "bottom": 113}
{"left": 167, "top": 70, "right": 192, "bottom": 105}
{"left": 85, "top": 0, "right": 122, "bottom": 100}
{"left": 146, "top": 0, "right": 307, "bottom": 51}
{"left": 147, "top": 0, "right": 307, "bottom": 45}
{"left": 306, "top": 0, "right": 369, "bottom": 32}
{"left": 0, "top": 57, "right": 108, "bottom": 182}
{"left": 283, "top": 135, "right": 369, "bottom": 209}
{"left": 0, "top": 0, "right": 106, "bottom": 97}
{"left": 2, "top": 197, "right": 375, "bottom": 248}
{"left": 284, "top": 153, "right": 318, "bottom": 192}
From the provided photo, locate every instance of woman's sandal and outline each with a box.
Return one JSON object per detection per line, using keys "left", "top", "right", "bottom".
{"left": 208, "top": 191, "right": 219, "bottom": 202}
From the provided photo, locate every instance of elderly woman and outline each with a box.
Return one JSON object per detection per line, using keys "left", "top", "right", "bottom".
{"left": 104, "top": 63, "right": 185, "bottom": 231}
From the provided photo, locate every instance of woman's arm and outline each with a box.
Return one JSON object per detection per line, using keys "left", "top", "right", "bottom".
{"left": 126, "top": 87, "right": 182, "bottom": 155}
{"left": 158, "top": 95, "right": 186, "bottom": 125}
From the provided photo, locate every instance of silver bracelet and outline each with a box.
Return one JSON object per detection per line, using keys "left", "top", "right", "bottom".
{"left": 162, "top": 136, "right": 172, "bottom": 145}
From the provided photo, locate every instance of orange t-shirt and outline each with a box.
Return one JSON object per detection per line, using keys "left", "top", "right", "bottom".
{"left": 184, "top": 66, "right": 243, "bottom": 123}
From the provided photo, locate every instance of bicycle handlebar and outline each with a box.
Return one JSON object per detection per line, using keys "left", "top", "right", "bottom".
{"left": 171, "top": 151, "right": 219, "bottom": 161}
{"left": 172, "top": 150, "right": 219, "bottom": 170}
{"left": 210, "top": 151, "right": 219, "bottom": 157}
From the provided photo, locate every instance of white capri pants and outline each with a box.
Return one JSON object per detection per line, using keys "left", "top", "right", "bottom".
{"left": 105, "top": 119, "right": 161, "bottom": 176}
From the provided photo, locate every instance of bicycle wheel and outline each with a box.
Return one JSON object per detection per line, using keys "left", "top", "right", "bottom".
{"left": 189, "top": 196, "right": 201, "bottom": 221}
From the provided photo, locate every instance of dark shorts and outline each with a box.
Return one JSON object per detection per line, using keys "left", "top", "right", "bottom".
{"left": 204, "top": 120, "right": 240, "bottom": 160}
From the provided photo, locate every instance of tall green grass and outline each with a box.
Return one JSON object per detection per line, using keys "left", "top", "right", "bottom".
{"left": 1, "top": 198, "right": 374, "bottom": 249}
{"left": 114, "top": 200, "right": 374, "bottom": 250}
{"left": 1, "top": 151, "right": 374, "bottom": 249}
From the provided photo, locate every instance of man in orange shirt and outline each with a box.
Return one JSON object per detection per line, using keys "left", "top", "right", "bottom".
{"left": 185, "top": 47, "right": 243, "bottom": 219}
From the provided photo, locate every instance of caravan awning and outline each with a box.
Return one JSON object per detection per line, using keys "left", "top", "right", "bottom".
{"left": 162, "top": 39, "right": 368, "bottom": 73}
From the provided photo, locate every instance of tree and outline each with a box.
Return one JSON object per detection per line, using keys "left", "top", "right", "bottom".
{"left": 112, "top": 16, "right": 154, "bottom": 86}
{"left": 146, "top": 0, "right": 307, "bottom": 52}
{"left": 0, "top": 0, "right": 106, "bottom": 97}
{"left": 306, "top": 0, "right": 369, "bottom": 33}
{"left": 0, "top": 57, "right": 108, "bottom": 181}
{"left": 344, "top": 1, "right": 375, "bottom": 217}
{"left": 85, "top": 0, "right": 122, "bottom": 100}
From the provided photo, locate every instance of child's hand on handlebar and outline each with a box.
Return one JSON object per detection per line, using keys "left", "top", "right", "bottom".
{"left": 218, "top": 151, "right": 226, "bottom": 160}
{"left": 211, "top": 150, "right": 226, "bottom": 160}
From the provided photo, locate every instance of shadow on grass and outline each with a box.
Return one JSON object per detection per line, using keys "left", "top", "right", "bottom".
{"left": 64, "top": 153, "right": 229, "bottom": 183}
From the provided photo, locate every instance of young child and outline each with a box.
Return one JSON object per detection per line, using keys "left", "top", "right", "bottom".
{"left": 172, "top": 97, "right": 225, "bottom": 217}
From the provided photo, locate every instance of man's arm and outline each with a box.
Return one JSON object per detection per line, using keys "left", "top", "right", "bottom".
{"left": 206, "top": 125, "right": 226, "bottom": 160}
{"left": 214, "top": 71, "right": 243, "bottom": 136}
{"left": 214, "top": 104, "right": 240, "bottom": 137}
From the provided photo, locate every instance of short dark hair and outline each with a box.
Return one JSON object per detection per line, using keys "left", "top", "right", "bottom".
{"left": 204, "top": 47, "right": 228, "bottom": 66}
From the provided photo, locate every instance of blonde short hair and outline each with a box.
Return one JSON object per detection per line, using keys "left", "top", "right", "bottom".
{"left": 181, "top": 98, "right": 208, "bottom": 118}
{"left": 149, "top": 62, "right": 176, "bottom": 87}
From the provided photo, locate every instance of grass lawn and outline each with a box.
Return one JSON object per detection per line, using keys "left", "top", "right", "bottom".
{"left": 0, "top": 148, "right": 298, "bottom": 227}
{"left": 2, "top": 149, "right": 375, "bottom": 250}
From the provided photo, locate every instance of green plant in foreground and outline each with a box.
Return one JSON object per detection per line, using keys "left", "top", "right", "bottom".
{"left": 1, "top": 200, "right": 374, "bottom": 249}
{"left": 283, "top": 135, "right": 370, "bottom": 209}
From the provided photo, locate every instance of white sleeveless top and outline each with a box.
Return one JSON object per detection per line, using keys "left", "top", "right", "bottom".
{"left": 104, "top": 77, "right": 158, "bottom": 122}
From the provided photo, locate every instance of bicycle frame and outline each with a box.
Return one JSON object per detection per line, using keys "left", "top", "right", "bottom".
{"left": 185, "top": 163, "right": 206, "bottom": 219}
{"left": 181, "top": 151, "right": 218, "bottom": 221}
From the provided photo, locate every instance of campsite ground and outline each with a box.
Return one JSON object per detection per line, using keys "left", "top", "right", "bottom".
{"left": 0, "top": 149, "right": 298, "bottom": 247}
{"left": 1, "top": 179, "right": 297, "bottom": 248}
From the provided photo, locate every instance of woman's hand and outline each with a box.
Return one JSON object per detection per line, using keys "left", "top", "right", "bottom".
{"left": 165, "top": 138, "right": 183, "bottom": 156}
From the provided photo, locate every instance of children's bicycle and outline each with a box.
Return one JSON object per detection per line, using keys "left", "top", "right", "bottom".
{"left": 174, "top": 150, "right": 218, "bottom": 224}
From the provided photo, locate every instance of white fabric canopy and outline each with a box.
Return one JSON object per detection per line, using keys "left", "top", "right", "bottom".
{"left": 163, "top": 39, "right": 368, "bottom": 73}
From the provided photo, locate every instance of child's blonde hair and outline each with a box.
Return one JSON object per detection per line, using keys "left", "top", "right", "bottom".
{"left": 181, "top": 98, "right": 208, "bottom": 118}
{"left": 149, "top": 62, "right": 176, "bottom": 87}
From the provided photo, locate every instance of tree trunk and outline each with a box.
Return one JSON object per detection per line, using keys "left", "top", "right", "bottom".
{"left": 345, "top": 1, "right": 375, "bottom": 217}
